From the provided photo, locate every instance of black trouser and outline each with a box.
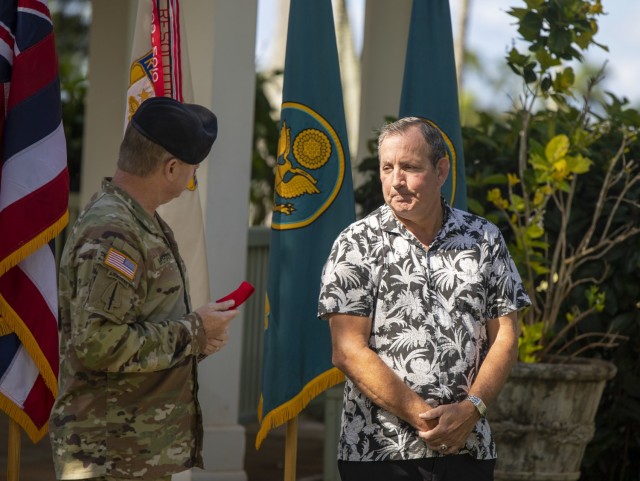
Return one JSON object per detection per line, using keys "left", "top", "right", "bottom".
{"left": 338, "top": 455, "right": 496, "bottom": 481}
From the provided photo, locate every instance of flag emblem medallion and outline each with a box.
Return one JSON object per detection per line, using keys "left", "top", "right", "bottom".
{"left": 126, "top": 51, "right": 155, "bottom": 123}
{"left": 272, "top": 102, "right": 346, "bottom": 231}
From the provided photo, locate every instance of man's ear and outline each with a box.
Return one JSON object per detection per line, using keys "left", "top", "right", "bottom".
{"left": 163, "top": 157, "right": 179, "bottom": 179}
{"left": 436, "top": 156, "right": 451, "bottom": 186}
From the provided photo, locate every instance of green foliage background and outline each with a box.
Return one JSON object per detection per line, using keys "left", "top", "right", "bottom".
{"left": 463, "top": 97, "right": 640, "bottom": 481}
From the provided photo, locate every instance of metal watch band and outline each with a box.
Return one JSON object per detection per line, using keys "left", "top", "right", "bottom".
{"left": 466, "top": 395, "right": 487, "bottom": 417}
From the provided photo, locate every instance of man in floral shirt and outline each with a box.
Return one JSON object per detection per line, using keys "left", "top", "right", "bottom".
{"left": 318, "top": 117, "right": 530, "bottom": 481}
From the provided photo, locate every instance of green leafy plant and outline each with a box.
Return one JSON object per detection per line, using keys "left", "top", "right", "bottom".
{"left": 249, "top": 70, "right": 281, "bottom": 225}
{"left": 484, "top": 0, "right": 640, "bottom": 362}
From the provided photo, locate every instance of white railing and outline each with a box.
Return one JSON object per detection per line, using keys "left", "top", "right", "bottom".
{"left": 239, "top": 227, "right": 270, "bottom": 422}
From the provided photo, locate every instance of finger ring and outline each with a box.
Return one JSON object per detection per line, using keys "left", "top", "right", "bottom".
{"left": 439, "top": 444, "right": 448, "bottom": 452}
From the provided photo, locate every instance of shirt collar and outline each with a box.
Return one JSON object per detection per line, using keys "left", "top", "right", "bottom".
{"left": 379, "top": 197, "right": 453, "bottom": 240}
{"left": 101, "top": 177, "right": 163, "bottom": 235}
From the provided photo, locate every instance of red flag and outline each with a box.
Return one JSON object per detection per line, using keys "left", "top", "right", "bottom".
{"left": 0, "top": 0, "right": 69, "bottom": 443}
{"left": 126, "top": 0, "right": 211, "bottom": 307}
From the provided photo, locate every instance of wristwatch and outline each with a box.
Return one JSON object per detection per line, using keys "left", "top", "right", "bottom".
{"left": 465, "top": 395, "right": 487, "bottom": 417}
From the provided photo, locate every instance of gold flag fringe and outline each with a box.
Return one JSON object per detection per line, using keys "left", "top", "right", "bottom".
{"left": 0, "top": 294, "right": 59, "bottom": 397}
{"left": 0, "top": 211, "right": 69, "bottom": 276}
{"left": 0, "top": 316, "right": 12, "bottom": 335}
{"left": 0, "top": 391, "right": 49, "bottom": 443}
{"left": 0, "top": 212, "right": 68, "bottom": 402}
{"left": 255, "top": 367, "right": 345, "bottom": 450}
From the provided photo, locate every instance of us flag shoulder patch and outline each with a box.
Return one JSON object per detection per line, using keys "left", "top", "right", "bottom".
{"left": 104, "top": 247, "right": 138, "bottom": 281}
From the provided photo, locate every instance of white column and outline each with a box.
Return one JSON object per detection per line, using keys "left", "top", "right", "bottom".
{"left": 334, "top": 0, "right": 361, "bottom": 163}
{"left": 356, "top": 0, "right": 412, "bottom": 171}
{"left": 80, "top": 0, "right": 135, "bottom": 207}
{"left": 180, "top": 1, "right": 258, "bottom": 480}
{"left": 260, "top": 0, "right": 289, "bottom": 112}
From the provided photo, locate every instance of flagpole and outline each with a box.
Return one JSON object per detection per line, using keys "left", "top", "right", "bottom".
{"left": 7, "top": 418, "right": 21, "bottom": 481}
{"left": 284, "top": 416, "right": 298, "bottom": 481}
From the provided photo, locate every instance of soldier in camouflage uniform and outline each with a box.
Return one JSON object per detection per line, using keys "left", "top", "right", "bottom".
{"left": 49, "top": 97, "right": 237, "bottom": 481}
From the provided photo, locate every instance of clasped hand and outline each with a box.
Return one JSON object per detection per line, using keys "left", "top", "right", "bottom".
{"left": 417, "top": 401, "right": 480, "bottom": 455}
{"left": 195, "top": 300, "right": 238, "bottom": 356}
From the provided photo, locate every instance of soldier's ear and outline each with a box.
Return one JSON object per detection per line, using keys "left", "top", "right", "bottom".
{"left": 163, "top": 157, "right": 179, "bottom": 179}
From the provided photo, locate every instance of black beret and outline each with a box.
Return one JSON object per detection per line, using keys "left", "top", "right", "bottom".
{"left": 131, "top": 97, "right": 218, "bottom": 165}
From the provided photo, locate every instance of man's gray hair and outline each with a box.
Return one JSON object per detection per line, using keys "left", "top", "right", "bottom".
{"left": 377, "top": 117, "right": 447, "bottom": 167}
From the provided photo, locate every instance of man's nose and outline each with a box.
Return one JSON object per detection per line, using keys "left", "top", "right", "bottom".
{"left": 392, "top": 167, "right": 405, "bottom": 186}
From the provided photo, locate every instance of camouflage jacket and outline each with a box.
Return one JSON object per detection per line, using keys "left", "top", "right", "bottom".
{"left": 49, "top": 178, "right": 207, "bottom": 480}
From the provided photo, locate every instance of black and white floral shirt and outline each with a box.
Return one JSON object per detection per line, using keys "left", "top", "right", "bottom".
{"left": 318, "top": 201, "right": 530, "bottom": 462}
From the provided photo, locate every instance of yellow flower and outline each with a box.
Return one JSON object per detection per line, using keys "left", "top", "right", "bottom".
{"left": 487, "top": 188, "right": 508, "bottom": 209}
{"left": 552, "top": 159, "right": 569, "bottom": 181}
{"left": 536, "top": 280, "right": 549, "bottom": 292}
{"left": 533, "top": 190, "right": 545, "bottom": 206}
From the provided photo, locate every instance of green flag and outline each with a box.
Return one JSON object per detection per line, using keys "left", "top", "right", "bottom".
{"left": 256, "top": 0, "right": 355, "bottom": 449}
{"left": 399, "top": 0, "right": 467, "bottom": 210}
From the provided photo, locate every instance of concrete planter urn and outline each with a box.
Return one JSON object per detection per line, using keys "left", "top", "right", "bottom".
{"left": 488, "top": 357, "right": 617, "bottom": 481}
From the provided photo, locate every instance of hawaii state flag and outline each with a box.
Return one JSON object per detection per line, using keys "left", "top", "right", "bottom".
{"left": 125, "top": 0, "right": 210, "bottom": 307}
{"left": 0, "top": 0, "right": 69, "bottom": 443}
{"left": 257, "top": 0, "right": 355, "bottom": 449}
{"left": 399, "top": 0, "right": 467, "bottom": 210}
